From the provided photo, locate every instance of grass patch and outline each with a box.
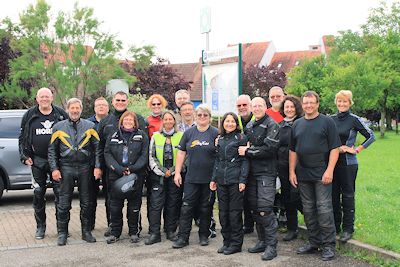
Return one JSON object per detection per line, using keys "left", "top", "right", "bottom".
{"left": 355, "top": 131, "right": 400, "bottom": 253}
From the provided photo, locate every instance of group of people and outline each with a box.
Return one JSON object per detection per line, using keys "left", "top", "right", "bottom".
{"left": 18, "top": 85, "right": 374, "bottom": 262}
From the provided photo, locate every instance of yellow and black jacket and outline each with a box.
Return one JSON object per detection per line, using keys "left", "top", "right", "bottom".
{"left": 48, "top": 119, "right": 101, "bottom": 171}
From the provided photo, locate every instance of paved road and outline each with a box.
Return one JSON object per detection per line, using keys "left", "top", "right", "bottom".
{"left": 0, "top": 190, "right": 374, "bottom": 267}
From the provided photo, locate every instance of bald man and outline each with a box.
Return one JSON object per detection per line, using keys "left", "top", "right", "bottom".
{"left": 19, "top": 87, "right": 68, "bottom": 240}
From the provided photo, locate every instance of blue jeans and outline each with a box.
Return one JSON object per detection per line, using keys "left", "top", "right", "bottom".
{"left": 299, "top": 180, "right": 336, "bottom": 248}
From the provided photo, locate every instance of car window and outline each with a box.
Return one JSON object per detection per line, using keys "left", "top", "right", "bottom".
{"left": 0, "top": 116, "right": 22, "bottom": 138}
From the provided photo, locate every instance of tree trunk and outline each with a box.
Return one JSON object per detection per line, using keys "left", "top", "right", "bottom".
{"left": 380, "top": 109, "right": 386, "bottom": 138}
{"left": 396, "top": 110, "right": 399, "bottom": 135}
{"left": 386, "top": 112, "right": 392, "bottom": 131}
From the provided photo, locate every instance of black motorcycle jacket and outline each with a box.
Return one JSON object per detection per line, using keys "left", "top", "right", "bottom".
{"left": 104, "top": 128, "right": 149, "bottom": 180}
{"left": 244, "top": 114, "right": 280, "bottom": 178}
{"left": 48, "top": 119, "right": 101, "bottom": 171}
{"left": 211, "top": 131, "right": 249, "bottom": 185}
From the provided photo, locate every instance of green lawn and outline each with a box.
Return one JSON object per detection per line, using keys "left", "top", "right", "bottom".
{"left": 354, "top": 131, "right": 400, "bottom": 253}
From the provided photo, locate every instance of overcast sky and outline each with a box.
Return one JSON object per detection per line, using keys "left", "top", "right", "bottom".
{"left": 0, "top": 0, "right": 386, "bottom": 63}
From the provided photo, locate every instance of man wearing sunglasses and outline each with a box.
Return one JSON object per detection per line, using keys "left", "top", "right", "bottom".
{"left": 97, "top": 91, "right": 147, "bottom": 237}
{"left": 235, "top": 94, "right": 255, "bottom": 235}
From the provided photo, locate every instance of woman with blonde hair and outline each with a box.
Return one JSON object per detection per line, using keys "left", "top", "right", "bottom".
{"left": 146, "top": 94, "right": 168, "bottom": 138}
{"left": 331, "top": 90, "right": 375, "bottom": 243}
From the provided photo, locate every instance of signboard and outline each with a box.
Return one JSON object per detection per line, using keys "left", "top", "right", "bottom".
{"left": 200, "top": 7, "right": 211, "bottom": 34}
{"left": 202, "top": 62, "right": 239, "bottom": 116}
{"left": 202, "top": 45, "right": 239, "bottom": 63}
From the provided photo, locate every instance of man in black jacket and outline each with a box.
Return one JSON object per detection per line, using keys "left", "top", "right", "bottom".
{"left": 97, "top": 91, "right": 147, "bottom": 236}
{"left": 18, "top": 87, "right": 67, "bottom": 240}
{"left": 48, "top": 98, "right": 102, "bottom": 246}
{"left": 239, "top": 97, "right": 280, "bottom": 261}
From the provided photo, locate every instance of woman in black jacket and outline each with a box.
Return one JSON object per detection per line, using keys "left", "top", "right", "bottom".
{"left": 278, "top": 95, "right": 303, "bottom": 241}
{"left": 210, "top": 112, "right": 249, "bottom": 255}
{"left": 104, "top": 111, "right": 149, "bottom": 244}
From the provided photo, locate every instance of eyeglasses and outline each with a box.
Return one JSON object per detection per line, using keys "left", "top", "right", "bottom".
{"left": 152, "top": 103, "right": 161, "bottom": 106}
{"left": 270, "top": 95, "right": 283, "bottom": 99}
{"left": 236, "top": 103, "right": 248, "bottom": 107}
{"left": 197, "top": 113, "right": 209, "bottom": 118}
{"left": 303, "top": 102, "right": 317, "bottom": 105}
{"left": 115, "top": 99, "right": 127, "bottom": 102}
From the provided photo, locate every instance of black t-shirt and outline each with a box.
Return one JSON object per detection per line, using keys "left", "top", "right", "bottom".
{"left": 290, "top": 114, "right": 340, "bottom": 181}
{"left": 30, "top": 110, "right": 56, "bottom": 159}
{"left": 177, "top": 126, "right": 219, "bottom": 184}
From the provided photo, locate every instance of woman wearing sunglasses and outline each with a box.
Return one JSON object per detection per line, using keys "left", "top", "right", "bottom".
{"left": 172, "top": 104, "right": 218, "bottom": 248}
{"left": 146, "top": 94, "right": 168, "bottom": 139}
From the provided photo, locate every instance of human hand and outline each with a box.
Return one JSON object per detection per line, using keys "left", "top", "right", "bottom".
{"left": 238, "top": 142, "right": 250, "bottom": 156}
{"left": 289, "top": 172, "right": 298, "bottom": 188}
{"left": 174, "top": 173, "right": 182, "bottom": 187}
{"left": 94, "top": 168, "right": 102, "bottom": 180}
{"left": 239, "top": 183, "right": 246, "bottom": 192}
{"left": 322, "top": 169, "right": 333, "bottom": 185}
{"left": 52, "top": 170, "right": 62, "bottom": 182}
{"left": 25, "top": 158, "right": 33, "bottom": 166}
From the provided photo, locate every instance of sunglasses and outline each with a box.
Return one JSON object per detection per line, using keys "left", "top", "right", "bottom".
{"left": 115, "top": 99, "right": 127, "bottom": 102}
{"left": 197, "top": 113, "right": 209, "bottom": 118}
{"left": 152, "top": 103, "right": 161, "bottom": 106}
{"left": 236, "top": 103, "right": 248, "bottom": 107}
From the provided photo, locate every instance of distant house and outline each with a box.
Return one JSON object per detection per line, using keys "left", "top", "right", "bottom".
{"left": 169, "top": 36, "right": 333, "bottom": 103}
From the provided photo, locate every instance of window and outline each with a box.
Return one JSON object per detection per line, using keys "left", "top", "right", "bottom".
{"left": 277, "top": 63, "right": 282, "bottom": 69}
{"left": 295, "top": 60, "right": 300, "bottom": 66}
{"left": 0, "top": 117, "right": 22, "bottom": 138}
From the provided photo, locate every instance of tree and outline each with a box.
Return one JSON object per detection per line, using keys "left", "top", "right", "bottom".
{"left": 242, "top": 64, "right": 287, "bottom": 102}
{"left": 124, "top": 55, "right": 191, "bottom": 108}
{"left": 285, "top": 56, "right": 333, "bottom": 113}
{"left": 0, "top": 0, "right": 134, "bottom": 109}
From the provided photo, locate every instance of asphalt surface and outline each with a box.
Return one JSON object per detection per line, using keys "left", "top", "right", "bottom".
{"left": 0, "top": 190, "right": 374, "bottom": 267}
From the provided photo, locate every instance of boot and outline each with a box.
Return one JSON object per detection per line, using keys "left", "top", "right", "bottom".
{"left": 172, "top": 238, "right": 189, "bottom": 249}
{"left": 35, "top": 224, "right": 46, "bottom": 240}
{"left": 166, "top": 231, "right": 178, "bottom": 241}
{"left": 82, "top": 231, "right": 96, "bottom": 243}
{"left": 248, "top": 224, "right": 266, "bottom": 253}
{"left": 145, "top": 234, "right": 161, "bottom": 245}
{"left": 57, "top": 233, "right": 67, "bottom": 246}
{"left": 261, "top": 246, "right": 277, "bottom": 261}
{"left": 248, "top": 241, "right": 267, "bottom": 253}
{"left": 283, "top": 230, "right": 298, "bottom": 241}
{"left": 57, "top": 221, "right": 68, "bottom": 246}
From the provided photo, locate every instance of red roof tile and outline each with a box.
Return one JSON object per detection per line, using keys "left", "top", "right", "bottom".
{"left": 170, "top": 61, "right": 203, "bottom": 101}
{"left": 269, "top": 50, "right": 321, "bottom": 73}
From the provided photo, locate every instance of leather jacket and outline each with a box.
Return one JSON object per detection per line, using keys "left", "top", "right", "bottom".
{"left": 104, "top": 128, "right": 149, "bottom": 181}
{"left": 48, "top": 119, "right": 101, "bottom": 171}
{"left": 244, "top": 114, "right": 280, "bottom": 178}
{"left": 18, "top": 105, "right": 67, "bottom": 163}
{"left": 211, "top": 131, "right": 249, "bottom": 185}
